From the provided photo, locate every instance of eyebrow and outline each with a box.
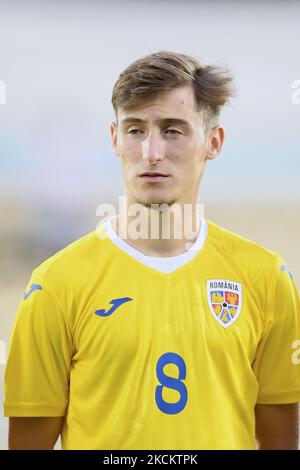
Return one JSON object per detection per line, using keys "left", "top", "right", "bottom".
{"left": 120, "top": 117, "right": 193, "bottom": 130}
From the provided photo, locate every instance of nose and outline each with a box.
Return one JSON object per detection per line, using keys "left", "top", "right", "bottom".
{"left": 142, "top": 130, "right": 164, "bottom": 164}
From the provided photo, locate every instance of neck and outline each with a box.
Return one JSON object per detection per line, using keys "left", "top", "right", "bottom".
{"left": 112, "top": 202, "right": 202, "bottom": 257}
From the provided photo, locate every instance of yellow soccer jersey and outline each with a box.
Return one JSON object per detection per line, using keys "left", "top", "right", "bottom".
{"left": 4, "top": 217, "right": 300, "bottom": 450}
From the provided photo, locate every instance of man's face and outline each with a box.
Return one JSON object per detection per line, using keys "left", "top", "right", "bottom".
{"left": 111, "top": 85, "right": 224, "bottom": 207}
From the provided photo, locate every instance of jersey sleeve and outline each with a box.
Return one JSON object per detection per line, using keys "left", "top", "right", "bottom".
{"left": 252, "top": 253, "right": 300, "bottom": 404}
{"left": 4, "top": 269, "right": 73, "bottom": 417}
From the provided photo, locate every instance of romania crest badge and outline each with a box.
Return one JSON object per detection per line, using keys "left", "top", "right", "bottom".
{"left": 207, "top": 279, "right": 242, "bottom": 328}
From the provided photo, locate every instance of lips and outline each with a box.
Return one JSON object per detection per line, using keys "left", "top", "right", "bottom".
{"left": 140, "top": 172, "right": 168, "bottom": 177}
{"left": 139, "top": 173, "right": 169, "bottom": 182}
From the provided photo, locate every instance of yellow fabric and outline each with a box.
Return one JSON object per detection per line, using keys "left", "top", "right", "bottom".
{"left": 4, "top": 219, "right": 300, "bottom": 449}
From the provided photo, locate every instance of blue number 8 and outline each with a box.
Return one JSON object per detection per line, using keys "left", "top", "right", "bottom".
{"left": 155, "top": 352, "right": 187, "bottom": 414}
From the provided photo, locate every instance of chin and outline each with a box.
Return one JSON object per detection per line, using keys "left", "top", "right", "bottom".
{"left": 129, "top": 186, "right": 178, "bottom": 208}
{"left": 137, "top": 198, "right": 177, "bottom": 208}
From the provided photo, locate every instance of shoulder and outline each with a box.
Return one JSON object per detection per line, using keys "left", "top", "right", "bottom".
{"left": 205, "top": 218, "right": 282, "bottom": 280}
{"left": 34, "top": 230, "right": 97, "bottom": 273}
{"left": 30, "top": 225, "right": 111, "bottom": 289}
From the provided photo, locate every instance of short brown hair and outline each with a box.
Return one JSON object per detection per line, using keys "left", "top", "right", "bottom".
{"left": 111, "top": 50, "right": 235, "bottom": 130}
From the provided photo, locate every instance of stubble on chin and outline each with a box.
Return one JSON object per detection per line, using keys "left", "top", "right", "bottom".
{"left": 136, "top": 198, "right": 177, "bottom": 210}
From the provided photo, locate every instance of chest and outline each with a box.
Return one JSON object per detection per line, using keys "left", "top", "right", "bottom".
{"left": 72, "top": 274, "right": 263, "bottom": 371}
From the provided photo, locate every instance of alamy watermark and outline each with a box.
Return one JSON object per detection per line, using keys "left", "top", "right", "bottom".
{"left": 291, "top": 339, "right": 300, "bottom": 365}
{"left": 0, "top": 80, "right": 6, "bottom": 104}
{"left": 0, "top": 340, "right": 6, "bottom": 365}
{"left": 291, "top": 80, "right": 300, "bottom": 104}
{"left": 96, "top": 196, "right": 205, "bottom": 250}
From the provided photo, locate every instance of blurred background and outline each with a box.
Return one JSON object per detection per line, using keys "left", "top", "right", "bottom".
{"left": 0, "top": 0, "right": 299, "bottom": 450}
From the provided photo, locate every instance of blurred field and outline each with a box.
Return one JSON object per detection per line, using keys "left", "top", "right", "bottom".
{"left": 0, "top": 206, "right": 299, "bottom": 450}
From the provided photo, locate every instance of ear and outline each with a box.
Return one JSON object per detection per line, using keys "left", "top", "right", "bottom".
{"left": 110, "top": 121, "right": 120, "bottom": 156}
{"left": 205, "top": 126, "right": 225, "bottom": 161}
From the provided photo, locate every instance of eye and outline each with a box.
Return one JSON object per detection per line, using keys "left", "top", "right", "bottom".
{"left": 165, "top": 129, "right": 182, "bottom": 135}
{"left": 128, "top": 129, "right": 143, "bottom": 134}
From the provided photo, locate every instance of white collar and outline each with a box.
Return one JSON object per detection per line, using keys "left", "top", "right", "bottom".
{"left": 103, "top": 215, "right": 208, "bottom": 274}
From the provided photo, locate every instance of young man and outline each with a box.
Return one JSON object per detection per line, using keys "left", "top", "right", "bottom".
{"left": 4, "top": 51, "right": 300, "bottom": 450}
